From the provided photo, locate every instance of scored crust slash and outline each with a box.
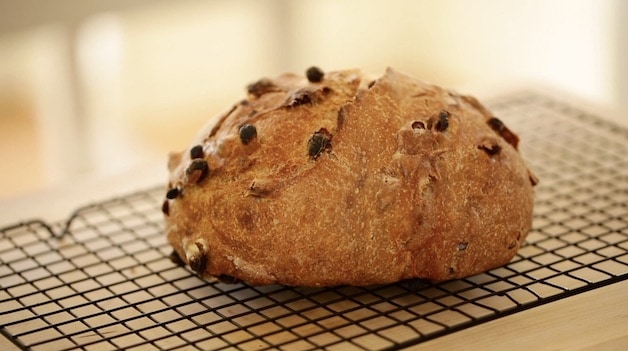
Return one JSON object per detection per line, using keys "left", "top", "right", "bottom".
{"left": 163, "top": 66, "right": 537, "bottom": 287}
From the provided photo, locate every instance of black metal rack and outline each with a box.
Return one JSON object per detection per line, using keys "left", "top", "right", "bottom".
{"left": 1, "top": 92, "right": 627, "bottom": 350}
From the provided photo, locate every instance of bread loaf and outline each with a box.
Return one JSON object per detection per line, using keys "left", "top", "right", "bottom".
{"left": 164, "top": 67, "right": 537, "bottom": 287}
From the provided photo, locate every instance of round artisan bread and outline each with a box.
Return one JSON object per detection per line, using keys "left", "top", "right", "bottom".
{"left": 163, "top": 67, "right": 537, "bottom": 287}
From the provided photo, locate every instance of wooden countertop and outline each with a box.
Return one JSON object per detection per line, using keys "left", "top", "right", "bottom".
{"left": 410, "top": 280, "right": 628, "bottom": 351}
{"left": 2, "top": 281, "right": 626, "bottom": 350}
{"left": 2, "top": 87, "right": 627, "bottom": 350}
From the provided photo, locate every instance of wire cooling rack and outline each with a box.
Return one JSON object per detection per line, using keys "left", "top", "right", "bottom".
{"left": 1, "top": 91, "right": 627, "bottom": 351}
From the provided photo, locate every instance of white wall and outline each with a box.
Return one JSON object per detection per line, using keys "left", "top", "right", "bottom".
{"left": 0, "top": 0, "right": 624, "bottom": 194}
{"left": 286, "top": 0, "right": 619, "bottom": 106}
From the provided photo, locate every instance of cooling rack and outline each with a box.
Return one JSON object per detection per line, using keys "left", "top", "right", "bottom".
{"left": 1, "top": 91, "right": 627, "bottom": 351}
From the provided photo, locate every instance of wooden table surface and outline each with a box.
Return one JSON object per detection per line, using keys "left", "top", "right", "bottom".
{"left": 2, "top": 87, "right": 627, "bottom": 350}
{"left": 410, "top": 280, "right": 628, "bottom": 351}
{"left": 2, "top": 281, "right": 626, "bottom": 350}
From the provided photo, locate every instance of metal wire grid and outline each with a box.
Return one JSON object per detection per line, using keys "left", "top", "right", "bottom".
{"left": 1, "top": 92, "right": 627, "bottom": 351}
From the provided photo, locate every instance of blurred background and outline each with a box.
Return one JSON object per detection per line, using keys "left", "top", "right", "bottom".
{"left": 0, "top": 0, "right": 626, "bottom": 199}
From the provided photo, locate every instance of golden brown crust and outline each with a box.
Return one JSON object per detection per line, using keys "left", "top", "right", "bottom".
{"left": 164, "top": 67, "right": 536, "bottom": 287}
